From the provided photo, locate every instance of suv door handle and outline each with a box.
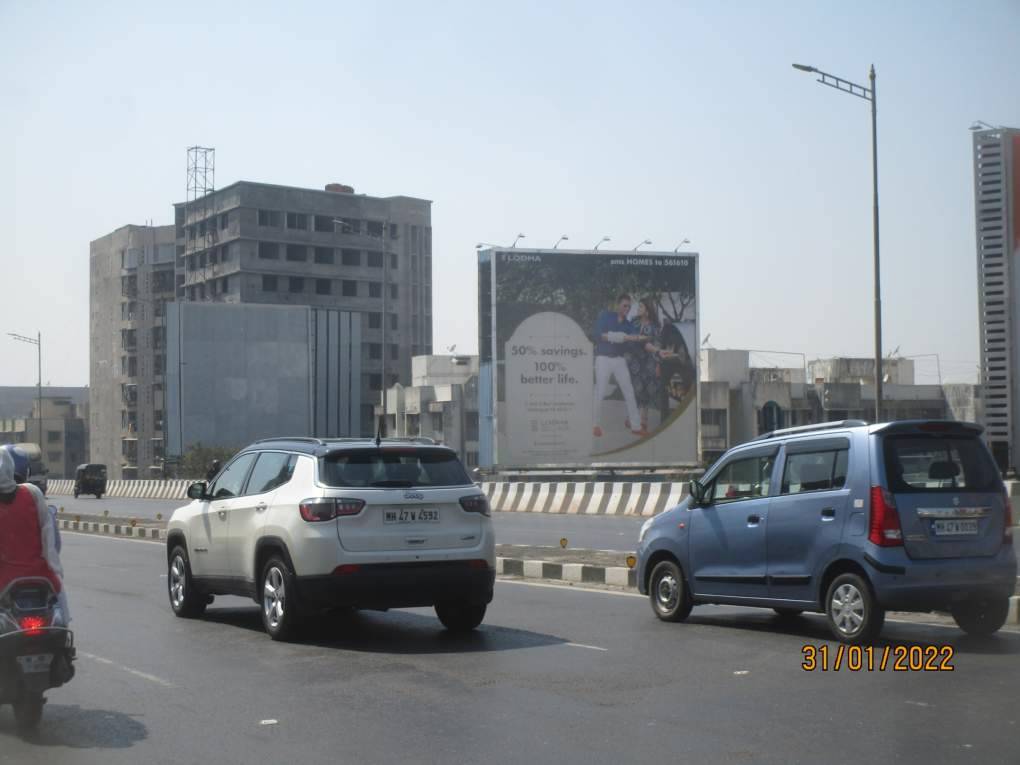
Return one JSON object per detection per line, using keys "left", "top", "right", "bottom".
{"left": 217, "top": 510, "right": 227, "bottom": 520}
{"left": 255, "top": 502, "right": 268, "bottom": 512}
{"left": 821, "top": 507, "right": 836, "bottom": 520}
{"left": 747, "top": 514, "right": 761, "bottom": 526}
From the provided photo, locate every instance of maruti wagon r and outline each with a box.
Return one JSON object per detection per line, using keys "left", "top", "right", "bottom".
{"left": 636, "top": 420, "right": 1017, "bottom": 643}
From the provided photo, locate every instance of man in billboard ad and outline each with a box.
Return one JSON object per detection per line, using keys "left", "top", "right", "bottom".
{"left": 490, "top": 249, "right": 698, "bottom": 468}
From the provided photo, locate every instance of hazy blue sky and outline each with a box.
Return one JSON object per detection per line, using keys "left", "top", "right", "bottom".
{"left": 3, "top": 0, "right": 1018, "bottom": 387}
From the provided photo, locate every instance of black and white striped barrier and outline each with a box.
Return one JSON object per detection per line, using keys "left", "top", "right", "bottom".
{"left": 48, "top": 479, "right": 193, "bottom": 500}
{"left": 479, "top": 481, "right": 689, "bottom": 516}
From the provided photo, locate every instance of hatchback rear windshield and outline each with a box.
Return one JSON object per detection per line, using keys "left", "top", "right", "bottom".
{"left": 882, "top": 435, "right": 1000, "bottom": 493}
{"left": 320, "top": 449, "right": 472, "bottom": 488}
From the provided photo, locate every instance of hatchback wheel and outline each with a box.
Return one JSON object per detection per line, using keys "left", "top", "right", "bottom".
{"left": 435, "top": 602, "right": 486, "bottom": 632}
{"left": 168, "top": 546, "right": 206, "bottom": 618}
{"left": 951, "top": 597, "right": 1009, "bottom": 637}
{"left": 825, "top": 573, "right": 884, "bottom": 644}
{"left": 649, "top": 560, "right": 693, "bottom": 622}
{"left": 261, "top": 556, "right": 302, "bottom": 641}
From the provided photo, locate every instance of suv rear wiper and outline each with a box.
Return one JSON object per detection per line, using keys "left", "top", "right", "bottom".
{"left": 369, "top": 480, "right": 416, "bottom": 488}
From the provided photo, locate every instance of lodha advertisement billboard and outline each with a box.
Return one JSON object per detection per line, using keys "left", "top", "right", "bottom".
{"left": 478, "top": 248, "right": 699, "bottom": 469}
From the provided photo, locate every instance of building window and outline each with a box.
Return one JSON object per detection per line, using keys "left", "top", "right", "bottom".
{"left": 369, "top": 282, "right": 382, "bottom": 298}
{"left": 388, "top": 313, "right": 398, "bottom": 330}
{"left": 47, "top": 430, "right": 61, "bottom": 443}
{"left": 389, "top": 284, "right": 398, "bottom": 299}
{"left": 258, "top": 209, "right": 281, "bottom": 227}
{"left": 431, "top": 412, "right": 443, "bottom": 432}
{"left": 286, "top": 212, "right": 307, "bottom": 230}
{"left": 219, "top": 213, "right": 229, "bottom": 230}
{"left": 289, "top": 277, "right": 305, "bottom": 293}
{"left": 366, "top": 220, "right": 384, "bottom": 238}
{"left": 314, "top": 215, "right": 333, "bottom": 233}
{"left": 314, "top": 247, "right": 334, "bottom": 264}
{"left": 315, "top": 279, "right": 332, "bottom": 295}
{"left": 368, "top": 343, "right": 382, "bottom": 360}
{"left": 465, "top": 413, "right": 479, "bottom": 441}
{"left": 154, "top": 355, "right": 165, "bottom": 375}
{"left": 342, "top": 280, "right": 357, "bottom": 297}
{"left": 258, "top": 242, "right": 280, "bottom": 259}
{"left": 366, "top": 251, "right": 383, "bottom": 268}
{"left": 341, "top": 249, "right": 361, "bottom": 266}
{"left": 369, "top": 373, "right": 382, "bottom": 390}
{"left": 389, "top": 344, "right": 399, "bottom": 360}
{"left": 466, "top": 452, "right": 478, "bottom": 468}
{"left": 368, "top": 312, "right": 382, "bottom": 329}
{"left": 389, "top": 253, "right": 398, "bottom": 270}
{"left": 286, "top": 244, "right": 307, "bottom": 262}
{"left": 48, "top": 451, "right": 62, "bottom": 463}
{"left": 263, "top": 275, "right": 278, "bottom": 292}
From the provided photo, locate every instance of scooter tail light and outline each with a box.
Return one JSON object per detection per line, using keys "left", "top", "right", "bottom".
{"left": 19, "top": 615, "right": 48, "bottom": 636}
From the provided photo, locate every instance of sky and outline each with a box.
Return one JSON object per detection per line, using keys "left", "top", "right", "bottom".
{"left": 2, "top": 0, "right": 1019, "bottom": 387}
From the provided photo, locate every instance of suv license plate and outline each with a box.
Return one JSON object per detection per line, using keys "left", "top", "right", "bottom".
{"left": 384, "top": 509, "right": 440, "bottom": 524}
{"left": 17, "top": 654, "right": 53, "bottom": 673}
{"left": 932, "top": 519, "right": 979, "bottom": 536}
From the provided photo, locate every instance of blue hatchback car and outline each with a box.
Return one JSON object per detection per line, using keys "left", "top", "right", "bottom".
{"left": 636, "top": 420, "right": 1017, "bottom": 643}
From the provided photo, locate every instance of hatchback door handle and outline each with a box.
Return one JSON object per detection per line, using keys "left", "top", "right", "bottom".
{"left": 747, "top": 514, "right": 761, "bottom": 526}
{"left": 821, "top": 507, "right": 836, "bottom": 520}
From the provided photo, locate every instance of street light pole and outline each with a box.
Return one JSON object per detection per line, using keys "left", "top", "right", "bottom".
{"left": 8, "top": 332, "right": 42, "bottom": 447}
{"left": 793, "top": 62, "right": 882, "bottom": 422}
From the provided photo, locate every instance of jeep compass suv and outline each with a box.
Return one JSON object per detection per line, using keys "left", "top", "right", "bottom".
{"left": 166, "top": 437, "right": 495, "bottom": 640}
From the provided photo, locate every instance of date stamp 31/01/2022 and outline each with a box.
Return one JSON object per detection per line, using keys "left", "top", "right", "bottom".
{"left": 802, "top": 644, "right": 955, "bottom": 672}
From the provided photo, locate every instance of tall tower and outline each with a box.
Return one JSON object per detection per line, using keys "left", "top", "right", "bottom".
{"left": 972, "top": 126, "right": 1020, "bottom": 472}
{"left": 182, "top": 147, "right": 215, "bottom": 301}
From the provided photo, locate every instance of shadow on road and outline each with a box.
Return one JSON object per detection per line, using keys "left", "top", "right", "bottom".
{"left": 0, "top": 704, "right": 147, "bottom": 748}
{"left": 684, "top": 609, "right": 1020, "bottom": 654}
{"left": 202, "top": 605, "right": 569, "bottom": 654}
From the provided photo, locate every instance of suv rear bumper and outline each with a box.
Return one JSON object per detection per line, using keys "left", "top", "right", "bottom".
{"left": 864, "top": 546, "right": 1017, "bottom": 611}
{"left": 296, "top": 561, "right": 495, "bottom": 610}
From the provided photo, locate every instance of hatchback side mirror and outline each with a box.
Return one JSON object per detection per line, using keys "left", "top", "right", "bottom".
{"left": 689, "top": 479, "right": 707, "bottom": 506}
{"left": 187, "top": 481, "right": 209, "bottom": 501}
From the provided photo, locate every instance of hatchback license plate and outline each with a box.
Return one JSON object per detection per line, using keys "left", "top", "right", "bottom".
{"left": 932, "top": 519, "right": 979, "bottom": 536}
{"left": 384, "top": 508, "right": 439, "bottom": 524}
{"left": 17, "top": 654, "right": 53, "bottom": 673}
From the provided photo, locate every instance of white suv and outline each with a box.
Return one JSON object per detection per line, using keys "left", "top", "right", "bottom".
{"left": 165, "top": 437, "right": 495, "bottom": 640}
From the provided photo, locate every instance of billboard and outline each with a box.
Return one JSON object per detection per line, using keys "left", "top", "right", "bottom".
{"left": 479, "top": 249, "right": 699, "bottom": 468}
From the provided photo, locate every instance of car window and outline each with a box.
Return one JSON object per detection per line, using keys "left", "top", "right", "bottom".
{"left": 320, "top": 448, "right": 471, "bottom": 488}
{"left": 208, "top": 453, "right": 256, "bottom": 499}
{"left": 246, "top": 452, "right": 296, "bottom": 495}
{"left": 883, "top": 435, "right": 999, "bottom": 493}
{"left": 708, "top": 455, "right": 773, "bottom": 504}
{"left": 781, "top": 449, "right": 849, "bottom": 494}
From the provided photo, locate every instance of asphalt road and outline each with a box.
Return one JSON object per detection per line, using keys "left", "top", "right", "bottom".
{"left": 49, "top": 495, "right": 646, "bottom": 551}
{"left": 2, "top": 533, "right": 1019, "bottom": 765}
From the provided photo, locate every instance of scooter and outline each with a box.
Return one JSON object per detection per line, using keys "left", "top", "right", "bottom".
{"left": 0, "top": 578, "right": 75, "bottom": 731}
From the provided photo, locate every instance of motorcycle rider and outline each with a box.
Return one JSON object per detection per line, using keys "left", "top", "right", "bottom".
{"left": 0, "top": 447, "right": 69, "bottom": 624}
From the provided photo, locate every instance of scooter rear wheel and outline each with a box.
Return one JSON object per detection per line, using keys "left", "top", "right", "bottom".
{"left": 13, "top": 695, "right": 44, "bottom": 731}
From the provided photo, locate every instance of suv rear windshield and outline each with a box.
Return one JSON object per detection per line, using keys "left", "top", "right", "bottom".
{"left": 320, "top": 449, "right": 471, "bottom": 488}
{"left": 882, "top": 435, "right": 1000, "bottom": 493}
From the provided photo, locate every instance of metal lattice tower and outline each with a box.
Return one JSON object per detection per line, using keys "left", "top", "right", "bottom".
{"left": 184, "top": 146, "right": 215, "bottom": 298}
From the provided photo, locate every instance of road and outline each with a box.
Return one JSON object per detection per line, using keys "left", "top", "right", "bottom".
{"left": 2, "top": 533, "right": 1018, "bottom": 764}
{"left": 49, "top": 495, "right": 646, "bottom": 551}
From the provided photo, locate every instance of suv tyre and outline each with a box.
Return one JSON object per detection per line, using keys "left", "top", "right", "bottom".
{"left": 168, "top": 545, "right": 207, "bottom": 618}
{"left": 435, "top": 602, "right": 486, "bottom": 632}
{"left": 261, "top": 555, "right": 303, "bottom": 641}
{"left": 825, "top": 572, "right": 884, "bottom": 644}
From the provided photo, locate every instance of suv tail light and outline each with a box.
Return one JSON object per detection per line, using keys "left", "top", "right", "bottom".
{"left": 19, "top": 615, "right": 48, "bottom": 636}
{"left": 1004, "top": 492, "right": 1014, "bottom": 545}
{"left": 299, "top": 498, "right": 365, "bottom": 522}
{"left": 459, "top": 495, "right": 490, "bottom": 517}
{"left": 868, "top": 486, "right": 903, "bottom": 546}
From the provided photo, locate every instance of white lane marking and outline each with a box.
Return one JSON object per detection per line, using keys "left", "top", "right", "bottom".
{"left": 733, "top": 670, "right": 750, "bottom": 675}
{"left": 63, "top": 530, "right": 164, "bottom": 546}
{"left": 565, "top": 642, "right": 608, "bottom": 652}
{"left": 905, "top": 700, "right": 931, "bottom": 708}
{"left": 79, "top": 651, "right": 174, "bottom": 688}
{"left": 497, "top": 579, "right": 644, "bottom": 598}
{"left": 260, "top": 719, "right": 279, "bottom": 726}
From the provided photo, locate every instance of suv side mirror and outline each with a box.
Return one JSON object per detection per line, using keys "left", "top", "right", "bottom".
{"left": 187, "top": 481, "right": 209, "bottom": 501}
{"left": 689, "top": 479, "right": 707, "bottom": 506}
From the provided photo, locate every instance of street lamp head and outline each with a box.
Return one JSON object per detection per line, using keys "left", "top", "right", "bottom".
{"left": 553, "top": 235, "right": 569, "bottom": 249}
{"left": 593, "top": 236, "right": 611, "bottom": 251}
{"left": 674, "top": 238, "right": 691, "bottom": 252}
{"left": 511, "top": 233, "right": 526, "bottom": 248}
{"left": 792, "top": 63, "right": 816, "bottom": 73}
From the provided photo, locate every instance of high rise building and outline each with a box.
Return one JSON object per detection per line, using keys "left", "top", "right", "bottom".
{"left": 90, "top": 224, "right": 177, "bottom": 478}
{"left": 173, "top": 181, "right": 432, "bottom": 436}
{"left": 972, "top": 126, "right": 1020, "bottom": 472}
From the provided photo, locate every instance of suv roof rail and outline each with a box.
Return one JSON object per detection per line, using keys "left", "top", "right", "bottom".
{"left": 322, "top": 436, "right": 440, "bottom": 446}
{"left": 251, "top": 436, "right": 328, "bottom": 446}
{"left": 753, "top": 420, "right": 868, "bottom": 441}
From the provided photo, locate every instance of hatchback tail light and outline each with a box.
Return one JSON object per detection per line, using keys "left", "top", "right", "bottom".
{"left": 299, "top": 498, "right": 365, "bottom": 522}
{"left": 868, "top": 486, "right": 903, "bottom": 546}
{"left": 1004, "top": 492, "right": 1014, "bottom": 545}
{"left": 19, "top": 615, "right": 48, "bottom": 636}
{"left": 459, "top": 495, "right": 490, "bottom": 517}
